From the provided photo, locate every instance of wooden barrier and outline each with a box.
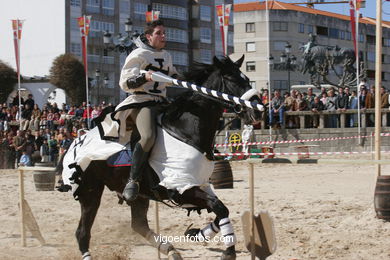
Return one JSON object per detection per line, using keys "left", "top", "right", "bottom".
{"left": 18, "top": 166, "right": 56, "bottom": 247}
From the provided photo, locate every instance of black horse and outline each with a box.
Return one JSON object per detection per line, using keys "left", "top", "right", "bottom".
{"left": 62, "top": 56, "right": 262, "bottom": 260}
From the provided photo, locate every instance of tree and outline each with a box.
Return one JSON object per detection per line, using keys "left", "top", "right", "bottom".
{"left": 49, "top": 54, "right": 86, "bottom": 105}
{"left": 0, "top": 60, "right": 17, "bottom": 103}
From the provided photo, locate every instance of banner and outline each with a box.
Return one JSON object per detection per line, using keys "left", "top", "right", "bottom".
{"left": 146, "top": 10, "right": 160, "bottom": 23}
{"left": 223, "top": 4, "right": 232, "bottom": 55}
{"left": 349, "top": 0, "right": 357, "bottom": 56}
{"left": 216, "top": 5, "right": 225, "bottom": 55}
{"left": 78, "top": 15, "right": 91, "bottom": 73}
{"left": 11, "top": 19, "right": 24, "bottom": 76}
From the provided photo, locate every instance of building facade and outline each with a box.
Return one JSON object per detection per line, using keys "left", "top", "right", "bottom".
{"left": 232, "top": 1, "right": 390, "bottom": 93}
{"left": 65, "top": 0, "right": 233, "bottom": 105}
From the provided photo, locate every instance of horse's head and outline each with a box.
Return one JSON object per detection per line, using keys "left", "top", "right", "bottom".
{"left": 211, "top": 55, "right": 263, "bottom": 125}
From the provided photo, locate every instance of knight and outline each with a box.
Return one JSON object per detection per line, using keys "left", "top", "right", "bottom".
{"left": 117, "top": 20, "right": 178, "bottom": 203}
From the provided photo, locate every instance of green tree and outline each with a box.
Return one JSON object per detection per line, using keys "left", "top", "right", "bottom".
{"left": 0, "top": 60, "right": 17, "bottom": 103}
{"left": 49, "top": 53, "right": 86, "bottom": 105}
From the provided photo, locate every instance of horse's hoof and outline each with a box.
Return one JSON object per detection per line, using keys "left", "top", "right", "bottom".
{"left": 82, "top": 251, "right": 92, "bottom": 260}
{"left": 221, "top": 251, "right": 236, "bottom": 260}
{"left": 168, "top": 250, "right": 183, "bottom": 260}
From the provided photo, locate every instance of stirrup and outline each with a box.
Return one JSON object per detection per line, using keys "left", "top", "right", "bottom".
{"left": 123, "top": 180, "right": 140, "bottom": 202}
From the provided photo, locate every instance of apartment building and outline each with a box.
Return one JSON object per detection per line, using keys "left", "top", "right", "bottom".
{"left": 232, "top": 1, "right": 390, "bottom": 92}
{"left": 66, "top": 0, "right": 233, "bottom": 104}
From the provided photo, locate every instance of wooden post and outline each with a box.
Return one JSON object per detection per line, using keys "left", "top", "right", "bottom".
{"left": 319, "top": 114, "right": 324, "bottom": 129}
{"left": 300, "top": 115, "right": 305, "bottom": 129}
{"left": 249, "top": 163, "right": 255, "bottom": 260}
{"left": 155, "top": 201, "right": 161, "bottom": 259}
{"left": 19, "top": 169, "right": 26, "bottom": 247}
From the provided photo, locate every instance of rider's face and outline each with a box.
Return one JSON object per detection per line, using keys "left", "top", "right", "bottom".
{"left": 146, "top": 25, "right": 166, "bottom": 50}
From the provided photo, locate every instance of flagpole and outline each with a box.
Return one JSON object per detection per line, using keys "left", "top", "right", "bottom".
{"left": 265, "top": 0, "right": 272, "bottom": 141}
{"left": 16, "top": 19, "right": 22, "bottom": 129}
{"left": 374, "top": 0, "right": 382, "bottom": 176}
{"left": 83, "top": 15, "right": 90, "bottom": 129}
{"left": 355, "top": 2, "right": 361, "bottom": 145}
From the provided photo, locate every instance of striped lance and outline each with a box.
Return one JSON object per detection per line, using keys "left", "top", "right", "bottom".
{"left": 148, "top": 71, "right": 264, "bottom": 111}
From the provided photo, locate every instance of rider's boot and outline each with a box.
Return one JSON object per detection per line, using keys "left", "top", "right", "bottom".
{"left": 123, "top": 143, "right": 149, "bottom": 202}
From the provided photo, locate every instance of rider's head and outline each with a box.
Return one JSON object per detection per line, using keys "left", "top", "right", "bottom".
{"left": 145, "top": 20, "right": 166, "bottom": 50}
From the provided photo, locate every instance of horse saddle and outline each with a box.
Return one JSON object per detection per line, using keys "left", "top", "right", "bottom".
{"left": 106, "top": 149, "right": 132, "bottom": 167}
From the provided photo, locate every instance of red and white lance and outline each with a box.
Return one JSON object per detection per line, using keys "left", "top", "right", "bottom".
{"left": 12, "top": 19, "right": 24, "bottom": 128}
{"left": 78, "top": 15, "right": 91, "bottom": 128}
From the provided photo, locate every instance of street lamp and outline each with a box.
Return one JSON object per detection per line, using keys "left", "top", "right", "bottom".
{"left": 95, "top": 69, "right": 101, "bottom": 105}
{"left": 103, "top": 18, "right": 139, "bottom": 55}
{"left": 269, "top": 42, "right": 298, "bottom": 92}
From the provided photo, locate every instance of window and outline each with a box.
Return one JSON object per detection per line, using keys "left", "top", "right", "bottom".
{"left": 273, "top": 41, "right": 288, "bottom": 51}
{"left": 346, "top": 31, "right": 351, "bottom": 40}
{"left": 166, "top": 28, "right": 188, "bottom": 43}
{"left": 339, "top": 30, "right": 345, "bottom": 40}
{"left": 70, "top": 0, "right": 81, "bottom": 6}
{"left": 86, "top": 0, "right": 100, "bottom": 14}
{"left": 359, "top": 34, "right": 364, "bottom": 42}
{"left": 200, "top": 5, "right": 211, "bottom": 21}
{"left": 200, "top": 27, "right": 212, "bottom": 44}
{"left": 250, "top": 81, "right": 256, "bottom": 89}
{"left": 200, "top": 49, "right": 212, "bottom": 64}
{"left": 120, "top": 0, "right": 130, "bottom": 14}
{"left": 70, "top": 43, "right": 81, "bottom": 56}
{"left": 246, "top": 23, "right": 255, "bottom": 33}
{"left": 153, "top": 3, "right": 188, "bottom": 20}
{"left": 367, "top": 35, "right": 375, "bottom": 45}
{"left": 274, "top": 80, "right": 288, "bottom": 90}
{"left": 384, "top": 38, "right": 390, "bottom": 47}
{"left": 134, "top": 2, "right": 147, "bottom": 14}
{"left": 71, "top": 18, "right": 79, "bottom": 31}
{"left": 298, "top": 23, "right": 304, "bottom": 33}
{"left": 169, "top": 50, "right": 188, "bottom": 66}
{"left": 367, "top": 51, "right": 375, "bottom": 62}
{"left": 102, "top": 0, "right": 115, "bottom": 16}
{"left": 329, "top": 28, "right": 339, "bottom": 39}
{"left": 246, "top": 61, "right": 256, "bottom": 72}
{"left": 246, "top": 42, "right": 256, "bottom": 52}
{"left": 316, "top": 26, "right": 328, "bottom": 36}
{"left": 308, "top": 25, "right": 314, "bottom": 34}
{"left": 273, "top": 22, "right": 288, "bottom": 31}
{"left": 228, "top": 31, "right": 234, "bottom": 47}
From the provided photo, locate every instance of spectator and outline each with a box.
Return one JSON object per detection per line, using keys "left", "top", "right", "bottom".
{"left": 30, "top": 104, "right": 41, "bottom": 131}
{"left": 311, "top": 96, "right": 325, "bottom": 128}
{"left": 13, "top": 130, "right": 26, "bottom": 164}
{"left": 19, "top": 151, "right": 32, "bottom": 166}
{"left": 365, "top": 86, "right": 375, "bottom": 109}
{"left": 48, "top": 134, "right": 58, "bottom": 164}
{"left": 381, "top": 86, "right": 389, "bottom": 108}
{"left": 47, "top": 109, "right": 54, "bottom": 130}
{"left": 336, "top": 87, "right": 349, "bottom": 110}
{"left": 21, "top": 104, "right": 32, "bottom": 130}
{"left": 305, "top": 87, "right": 316, "bottom": 106}
{"left": 12, "top": 94, "right": 24, "bottom": 107}
{"left": 325, "top": 89, "right": 337, "bottom": 128}
{"left": 284, "top": 90, "right": 297, "bottom": 128}
{"left": 269, "top": 90, "right": 285, "bottom": 128}
{"left": 24, "top": 94, "right": 35, "bottom": 110}
{"left": 40, "top": 138, "right": 50, "bottom": 163}
{"left": 349, "top": 90, "right": 358, "bottom": 127}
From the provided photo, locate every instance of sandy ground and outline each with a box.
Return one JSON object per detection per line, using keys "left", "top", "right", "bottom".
{"left": 1, "top": 154, "right": 390, "bottom": 260}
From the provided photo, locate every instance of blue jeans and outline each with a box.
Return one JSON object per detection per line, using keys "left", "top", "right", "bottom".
{"left": 269, "top": 107, "right": 285, "bottom": 125}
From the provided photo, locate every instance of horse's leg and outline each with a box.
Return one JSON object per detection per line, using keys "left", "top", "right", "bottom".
{"left": 181, "top": 187, "right": 237, "bottom": 260}
{"left": 130, "top": 197, "right": 182, "bottom": 260}
{"left": 75, "top": 181, "right": 104, "bottom": 260}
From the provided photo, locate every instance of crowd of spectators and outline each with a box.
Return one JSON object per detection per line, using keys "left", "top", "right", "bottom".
{"left": 0, "top": 94, "right": 109, "bottom": 169}
{"left": 263, "top": 82, "right": 390, "bottom": 129}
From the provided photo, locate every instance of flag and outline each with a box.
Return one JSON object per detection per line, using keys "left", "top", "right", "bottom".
{"left": 216, "top": 5, "right": 225, "bottom": 55}
{"left": 78, "top": 15, "right": 91, "bottom": 73}
{"left": 11, "top": 19, "right": 24, "bottom": 76}
{"left": 223, "top": 4, "right": 232, "bottom": 55}
{"left": 146, "top": 10, "right": 160, "bottom": 23}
